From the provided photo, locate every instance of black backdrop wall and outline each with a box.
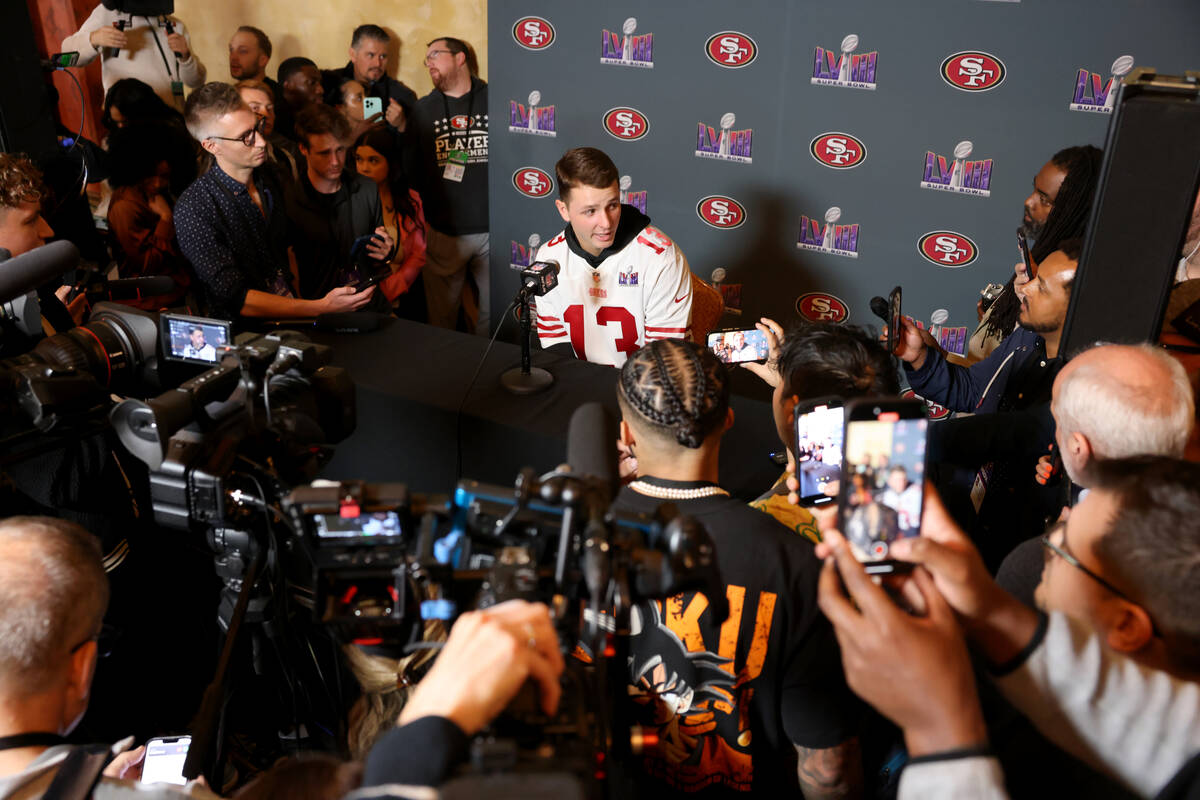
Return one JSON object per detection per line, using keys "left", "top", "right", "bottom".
{"left": 485, "top": 0, "right": 1199, "bottom": 342}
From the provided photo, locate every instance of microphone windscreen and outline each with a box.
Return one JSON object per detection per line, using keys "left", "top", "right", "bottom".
{"left": 869, "top": 296, "right": 889, "bottom": 322}
{"left": 566, "top": 402, "right": 619, "bottom": 499}
{"left": 0, "top": 240, "right": 79, "bottom": 304}
{"left": 313, "top": 311, "right": 386, "bottom": 333}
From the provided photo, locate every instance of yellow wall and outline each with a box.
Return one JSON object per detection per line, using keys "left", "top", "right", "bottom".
{"left": 174, "top": 0, "right": 487, "bottom": 97}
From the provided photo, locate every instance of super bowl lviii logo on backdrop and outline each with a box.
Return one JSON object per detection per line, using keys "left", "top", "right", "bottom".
{"left": 705, "top": 31, "right": 757, "bottom": 68}
{"left": 918, "top": 231, "right": 979, "bottom": 268}
{"left": 797, "top": 207, "right": 859, "bottom": 259}
{"left": 511, "top": 233, "right": 542, "bottom": 269}
{"left": 619, "top": 175, "right": 647, "bottom": 214}
{"left": 810, "top": 132, "right": 867, "bottom": 169}
{"left": 512, "top": 167, "right": 554, "bottom": 198}
{"left": 601, "top": 17, "right": 653, "bottom": 68}
{"left": 509, "top": 90, "right": 555, "bottom": 137}
{"left": 1070, "top": 55, "right": 1134, "bottom": 113}
{"left": 940, "top": 51, "right": 1006, "bottom": 91}
{"left": 920, "top": 141, "right": 992, "bottom": 197}
{"left": 796, "top": 293, "right": 849, "bottom": 323}
{"left": 812, "top": 34, "right": 877, "bottom": 90}
{"left": 603, "top": 107, "right": 650, "bottom": 141}
{"left": 512, "top": 16, "right": 555, "bottom": 51}
{"left": 696, "top": 195, "right": 746, "bottom": 229}
{"left": 696, "top": 112, "right": 752, "bottom": 164}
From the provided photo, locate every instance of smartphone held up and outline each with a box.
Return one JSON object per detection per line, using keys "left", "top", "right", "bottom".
{"left": 708, "top": 328, "right": 769, "bottom": 364}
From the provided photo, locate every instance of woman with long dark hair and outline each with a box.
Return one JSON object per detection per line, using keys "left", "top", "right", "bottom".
{"left": 352, "top": 128, "right": 427, "bottom": 320}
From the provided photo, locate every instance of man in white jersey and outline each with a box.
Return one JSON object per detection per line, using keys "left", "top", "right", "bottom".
{"left": 534, "top": 147, "right": 692, "bottom": 367}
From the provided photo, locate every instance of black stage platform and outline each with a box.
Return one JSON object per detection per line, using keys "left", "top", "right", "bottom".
{"left": 310, "top": 318, "right": 782, "bottom": 499}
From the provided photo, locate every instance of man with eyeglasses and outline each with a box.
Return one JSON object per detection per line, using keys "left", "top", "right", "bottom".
{"left": 0, "top": 516, "right": 217, "bottom": 795}
{"left": 176, "top": 82, "right": 376, "bottom": 322}
{"left": 403, "top": 37, "right": 490, "bottom": 334}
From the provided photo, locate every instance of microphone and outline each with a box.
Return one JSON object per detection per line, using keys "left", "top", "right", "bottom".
{"left": 519, "top": 259, "right": 559, "bottom": 299}
{"left": 566, "top": 402, "right": 619, "bottom": 502}
{"left": 869, "top": 295, "right": 889, "bottom": 323}
{"left": 162, "top": 17, "right": 182, "bottom": 59}
{"left": 102, "top": 19, "right": 127, "bottom": 60}
{"left": 0, "top": 240, "right": 79, "bottom": 304}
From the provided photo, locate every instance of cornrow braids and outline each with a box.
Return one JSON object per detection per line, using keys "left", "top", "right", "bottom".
{"left": 986, "top": 144, "right": 1103, "bottom": 342}
{"left": 618, "top": 340, "right": 730, "bottom": 449}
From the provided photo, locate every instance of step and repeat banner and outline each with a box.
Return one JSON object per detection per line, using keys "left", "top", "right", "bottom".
{"left": 486, "top": 0, "right": 1197, "bottom": 341}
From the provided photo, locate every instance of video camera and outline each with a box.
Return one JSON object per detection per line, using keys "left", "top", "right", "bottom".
{"left": 101, "top": 0, "right": 175, "bottom": 14}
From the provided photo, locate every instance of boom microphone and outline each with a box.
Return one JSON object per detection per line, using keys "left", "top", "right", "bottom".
{"left": 0, "top": 241, "right": 79, "bottom": 304}
{"left": 566, "top": 402, "right": 619, "bottom": 501}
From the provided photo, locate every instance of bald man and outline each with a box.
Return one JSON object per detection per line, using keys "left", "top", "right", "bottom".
{"left": 996, "top": 343, "right": 1196, "bottom": 605}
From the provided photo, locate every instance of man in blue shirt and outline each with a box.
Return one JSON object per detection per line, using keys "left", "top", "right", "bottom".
{"left": 176, "top": 82, "right": 375, "bottom": 322}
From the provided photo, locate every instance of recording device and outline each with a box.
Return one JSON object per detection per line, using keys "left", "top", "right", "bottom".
{"left": 41, "top": 52, "right": 79, "bottom": 71}
{"left": 159, "top": 313, "right": 230, "bottom": 365}
{"left": 353, "top": 272, "right": 386, "bottom": 293}
{"left": 141, "top": 735, "right": 191, "bottom": 786}
{"left": 349, "top": 232, "right": 386, "bottom": 264}
{"left": 101, "top": 0, "right": 175, "bottom": 14}
{"left": 887, "top": 286, "right": 902, "bottom": 355}
{"left": 102, "top": 19, "right": 128, "bottom": 60}
{"left": 838, "top": 398, "right": 928, "bottom": 573}
{"left": 707, "top": 327, "right": 767, "bottom": 364}
{"left": 161, "top": 18, "right": 182, "bottom": 59}
{"left": 1016, "top": 228, "right": 1036, "bottom": 281}
{"left": 0, "top": 240, "right": 80, "bottom": 305}
{"left": 363, "top": 96, "right": 383, "bottom": 119}
{"left": 519, "top": 260, "right": 560, "bottom": 298}
{"left": 793, "top": 396, "right": 843, "bottom": 507}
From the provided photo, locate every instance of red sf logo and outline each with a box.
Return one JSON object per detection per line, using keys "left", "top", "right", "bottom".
{"left": 603, "top": 107, "right": 649, "bottom": 140}
{"left": 450, "top": 115, "right": 470, "bottom": 130}
{"left": 941, "top": 51, "right": 1006, "bottom": 91}
{"left": 705, "top": 32, "right": 758, "bottom": 68}
{"left": 902, "top": 389, "right": 951, "bottom": 420}
{"left": 796, "top": 292, "right": 848, "bottom": 323}
{"left": 512, "top": 167, "right": 554, "bottom": 198}
{"left": 809, "top": 132, "right": 867, "bottom": 169}
{"left": 512, "top": 16, "right": 555, "bottom": 50}
{"left": 918, "top": 231, "right": 979, "bottom": 267}
{"left": 696, "top": 195, "right": 746, "bottom": 229}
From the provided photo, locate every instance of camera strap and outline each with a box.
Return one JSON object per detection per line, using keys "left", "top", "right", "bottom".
{"left": 144, "top": 16, "right": 179, "bottom": 81}
{"left": 0, "top": 732, "right": 68, "bottom": 750}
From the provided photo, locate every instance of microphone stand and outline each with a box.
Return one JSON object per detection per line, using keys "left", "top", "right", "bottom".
{"left": 500, "top": 286, "right": 554, "bottom": 395}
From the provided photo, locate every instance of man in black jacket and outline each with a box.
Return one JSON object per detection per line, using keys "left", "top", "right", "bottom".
{"left": 332, "top": 24, "right": 417, "bottom": 133}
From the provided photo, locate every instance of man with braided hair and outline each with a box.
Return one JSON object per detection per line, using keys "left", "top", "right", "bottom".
{"left": 613, "top": 339, "right": 862, "bottom": 798}
{"left": 534, "top": 147, "right": 692, "bottom": 367}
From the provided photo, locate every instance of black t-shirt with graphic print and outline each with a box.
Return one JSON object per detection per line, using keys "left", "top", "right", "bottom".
{"left": 613, "top": 481, "right": 857, "bottom": 796}
{"left": 405, "top": 77, "right": 488, "bottom": 236}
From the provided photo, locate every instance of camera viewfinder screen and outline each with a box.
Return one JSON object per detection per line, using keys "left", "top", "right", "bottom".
{"left": 163, "top": 315, "right": 230, "bottom": 364}
{"left": 841, "top": 417, "right": 927, "bottom": 562}
{"left": 708, "top": 329, "right": 769, "bottom": 364}
{"left": 314, "top": 511, "right": 403, "bottom": 539}
{"left": 795, "top": 404, "right": 843, "bottom": 503}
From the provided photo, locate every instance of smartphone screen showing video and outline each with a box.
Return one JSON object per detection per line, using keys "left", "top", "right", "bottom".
{"left": 839, "top": 401, "right": 927, "bottom": 572}
{"left": 707, "top": 328, "right": 768, "bottom": 364}
{"left": 793, "top": 397, "right": 843, "bottom": 506}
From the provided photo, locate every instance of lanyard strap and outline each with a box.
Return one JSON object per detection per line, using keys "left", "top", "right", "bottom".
{"left": 0, "top": 732, "right": 68, "bottom": 751}
{"left": 144, "top": 16, "right": 180, "bottom": 80}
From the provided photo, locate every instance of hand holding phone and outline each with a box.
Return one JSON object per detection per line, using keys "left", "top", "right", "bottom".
{"left": 1016, "top": 229, "right": 1036, "bottom": 283}
{"left": 141, "top": 735, "right": 191, "bottom": 785}
{"left": 886, "top": 286, "right": 902, "bottom": 356}
{"left": 793, "top": 397, "right": 844, "bottom": 506}
{"left": 363, "top": 96, "right": 384, "bottom": 120}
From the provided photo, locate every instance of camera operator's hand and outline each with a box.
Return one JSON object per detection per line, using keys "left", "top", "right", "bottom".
{"left": 740, "top": 317, "right": 783, "bottom": 387}
{"left": 320, "top": 285, "right": 375, "bottom": 312}
{"left": 817, "top": 528, "right": 988, "bottom": 757}
{"left": 90, "top": 25, "right": 128, "bottom": 51}
{"left": 399, "top": 600, "right": 564, "bottom": 737}
{"left": 165, "top": 32, "right": 191, "bottom": 60}
{"left": 386, "top": 99, "right": 406, "bottom": 131}
{"left": 894, "top": 316, "right": 930, "bottom": 369}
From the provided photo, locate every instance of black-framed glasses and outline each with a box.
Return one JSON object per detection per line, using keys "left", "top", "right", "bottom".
{"left": 68, "top": 623, "right": 121, "bottom": 659}
{"left": 1039, "top": 522, "right": 1159, "bottom": 635}
{"left": 208, "top": 116, "right": 266, "bottom": 147}
{"left": 424, "top": 49, "right": 451, "bottom": 64}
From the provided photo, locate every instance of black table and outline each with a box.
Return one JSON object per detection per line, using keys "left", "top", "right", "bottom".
{"left": 310, "top": 318, "right": 783, "bottom": 500}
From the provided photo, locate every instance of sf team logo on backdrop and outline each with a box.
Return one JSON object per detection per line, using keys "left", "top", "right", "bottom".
{"left": 696, "top": 112, "right": 752, "bottom": 164}
{"left": 604, "top": 107, "right": 650, "bottom": 141}
{"left": 902, "top": 389, "right": 951, "bottom": 421}
{"left": 619, "top": 175, "right": 647, "bottom": 215}
{"left": 602, "top": 17, "right": 653, "bottom": 68}
{"left": 918, "top": 231, "right": 979, "bottom": 268}
{"left": 696, "top": 195, "right": 746, "bottom": 229}
{"left": 509, "top": 90, "right": 555, "bottom": 137}
{"left": 705, "top": 31, "right": 757, "bottom": 69}
{"left": 1070, "top": 55, "right": 1134, "bottom": 113}
{"left": 510, "top": 233, "right": 542, "bottom": 269}
{"left": 796, "top": 293, "right": 849, "bottom": 323}
{"left": 812, "top": 33, "right": 877, "bottom": 90}
{"left": 920, "top": 141, "right": 992, "bottom": 197}
{"left": 512, "top": 167, "right": 554, "bottom": 198}
{"left": 512, "top": 16, "right": 555, "bottom": 50}
{"left": 940, "top": 51, "right": 1006, "bottom": 92}
{"left": 809, "top": 132, "right": 867, "bottom": 169}
{"left": 797, "top": 207, "right": 859, "bottom": 259}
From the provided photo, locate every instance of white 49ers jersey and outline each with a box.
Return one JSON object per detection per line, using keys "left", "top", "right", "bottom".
{"left": 534, "top": 225, "right": 693, "bottom": 367}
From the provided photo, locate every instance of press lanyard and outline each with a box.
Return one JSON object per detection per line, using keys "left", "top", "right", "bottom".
{"left": 144, "top": 16, "right": 180, "bottom": 81}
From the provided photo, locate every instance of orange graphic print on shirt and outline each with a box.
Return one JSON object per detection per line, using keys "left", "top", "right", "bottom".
{"left": 627, "top": 586, "right": 776, "bottom": 792}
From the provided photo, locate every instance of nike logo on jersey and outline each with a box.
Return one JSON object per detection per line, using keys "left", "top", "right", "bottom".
{"left": 674, "top": 292, "right": 691, "bottom": 304}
